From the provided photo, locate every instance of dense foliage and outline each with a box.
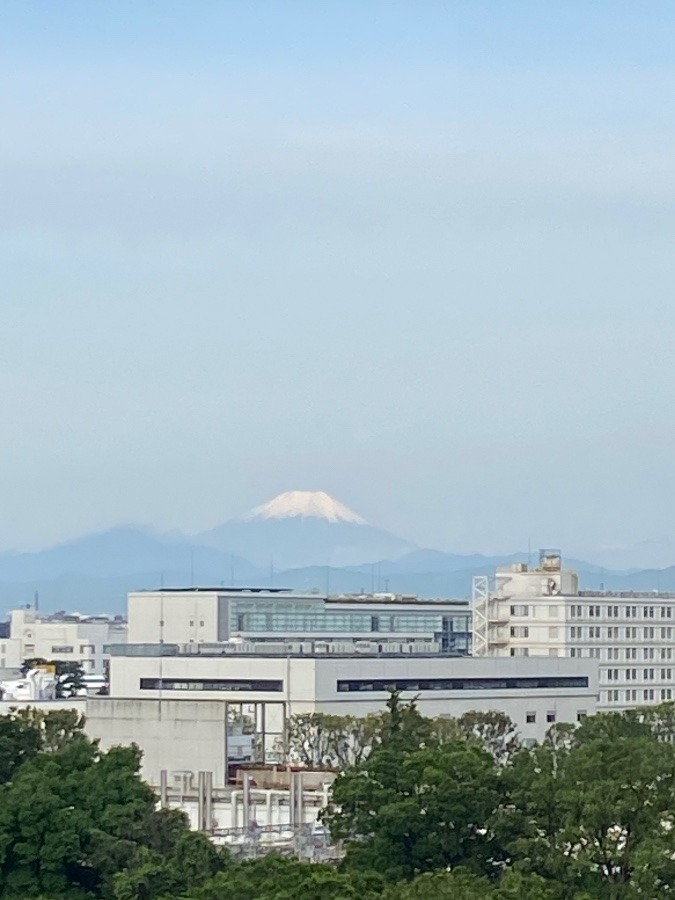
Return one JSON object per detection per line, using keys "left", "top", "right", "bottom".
{"left": 1, "top": 699, "right": 675, "bottom": 897}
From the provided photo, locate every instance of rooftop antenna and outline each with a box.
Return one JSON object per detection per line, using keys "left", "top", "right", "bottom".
{"left": 527, "top": 538, "right": 532, "bottom": 568}
{"left": 230, "top": 554, "right": 235, "bottom": 587}
{"left": 190, "top": 550, "right": 195, "bottom": 586}
{"left": 34, "top": 590, "right": 39, "bottom": 613}
{"left": 270, "top": 555, "right": 274, "bottom": 587}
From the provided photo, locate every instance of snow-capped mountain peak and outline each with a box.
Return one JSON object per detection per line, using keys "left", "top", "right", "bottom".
{"left": 246, "top": 491, "right": 367, "bottom": 525}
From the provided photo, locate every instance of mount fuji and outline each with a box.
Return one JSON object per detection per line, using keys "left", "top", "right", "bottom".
{"left": 196, "top": 490, "right": 415, "bottom": 568}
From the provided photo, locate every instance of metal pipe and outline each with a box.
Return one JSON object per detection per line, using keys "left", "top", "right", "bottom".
{"left": 295, "top": 771, "right": 304, "bottom": 825}
{"left": 159, "top": 769, "right": 168, "bottom": 808}
{"left": 230, "top": 790, "right": 241, "bottom": 829}
{"left": 204, "top": 771, "right": 213, "bottom": 832}
{"left": 197, "top": 771, "right": 205, "bottom": 831}
{"left": 242, "top": 772, "right": 250, "bottom": 829}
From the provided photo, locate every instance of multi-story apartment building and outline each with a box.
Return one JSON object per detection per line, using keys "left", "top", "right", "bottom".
{"left": 472, "top": 549, "right": 675, "bottom": 711}
{"left": 127, "top": 588, "right": 471, "bottom": 655}
{"left": 4, "top": 609, "right": 127, "bottom": 676}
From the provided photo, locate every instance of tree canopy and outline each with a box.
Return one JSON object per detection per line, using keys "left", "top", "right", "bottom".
{"left": 0, "top": 699, "right": 675, "bottom": 897}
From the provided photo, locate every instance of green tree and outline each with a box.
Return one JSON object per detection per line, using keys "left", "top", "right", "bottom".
{"left": 0, "top": 736, "right": 164, "bottom": 897}
{"left": 192, "top": 855, "right": 383, "bottom": 900}
{"left": 324, "top": 695, "right": 500, "bottom": 882}
{"left": 457, "top": 711, "right": 520, "bottom": 765}
{"left": 500, "top": 713, "right": 675, "bottom": 898}
{"left": 0, "top": 713, "right": 44, "bottom": 785}
{"left": 9, "top": 707, "right": 86, "bottom": 752}
{"left": 383, "top": 867, "right": 560, "bottom": 899}
{"left": 288, "top": 713, "right": 352, "bottom": 767}
{"left": 288, "top": 712, "right": 388, "bottom": 768}
{"left": 112, "top": 830, "right": 223, "bottom": 900}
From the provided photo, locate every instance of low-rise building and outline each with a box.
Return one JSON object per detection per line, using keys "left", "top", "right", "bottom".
{"left": 4, "top": 608, "right": 127, "bottom": 675}
{"left": 128, "top": 588, "right": 471, "bottom": 655}
{"left": 98, "top": 643, "right": 597, "bottom": 781}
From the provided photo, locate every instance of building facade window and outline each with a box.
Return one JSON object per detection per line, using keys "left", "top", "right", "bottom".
{"left": 510, "top": 626, "right": 529, "bottom": 638}
{"left": 510, "top": 605, "right": 529, "bottom": 617}
{"left": 139, "top": 678, "right": 283, "bottom": 692}
{"left": 336, "top": 675, "right": 589, "bottom": 693}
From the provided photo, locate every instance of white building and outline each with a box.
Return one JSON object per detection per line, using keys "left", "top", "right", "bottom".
{"left": 100, "top": 644, "right": 597, "bottom": 774}
{"left": 473, "top": 549, "right": 675, "bottom": 711}
{"left": 4, "top": 609, "right": 127, "bottom": 676}
{"left": 127, "top": 588, "right": 471, "bottom": 655}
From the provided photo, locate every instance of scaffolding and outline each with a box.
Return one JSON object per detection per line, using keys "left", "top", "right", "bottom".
{"left": 472, "top": 576, "right": 489, "bottom": 656}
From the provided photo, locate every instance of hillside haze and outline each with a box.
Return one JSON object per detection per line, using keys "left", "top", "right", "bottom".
{"left": 0, "top": 490, "right": 674, "bottom": 614}
{"left": 196, "top": 490, "right": 415, "bottom": 568}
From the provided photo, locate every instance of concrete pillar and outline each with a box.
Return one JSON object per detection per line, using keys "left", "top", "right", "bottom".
{"left": 289, "top": 772, "right": 296, "bottom": 827}
{"left": 242, "top": 772, "right": 251, "bottom": 829}
{"left": 197, "top": 771, "right": 205, "bottom": 831}
{"left": 204, "top": 771, "right": 213, "bottom": 833}
{"left": 159, "top": 770, "right": 168, "bottom": 808}
{"left": 295, "top": 771, "right": 304, "bottom": 825}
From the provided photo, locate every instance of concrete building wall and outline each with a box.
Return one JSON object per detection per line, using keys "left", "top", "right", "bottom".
{"left": 107, "top": 652, "right": 597, "bottom": 747}
{"left": 88, "top": 697, "right": 231, "bottom": 787}
{"left": 128, "top": 591, "right": 221, "bottom": 645}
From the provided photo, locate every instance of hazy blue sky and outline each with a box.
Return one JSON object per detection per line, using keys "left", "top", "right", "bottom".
{"left": 2, "top": 2, "right": 675, "bottom": 562}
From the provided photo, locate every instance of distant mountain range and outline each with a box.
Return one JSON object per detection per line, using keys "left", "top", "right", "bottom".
{"left": 196, "top": 490, "right": 413, "bottom": 568}
{"left": 0, "top": 490, "right": 674, "bottom": 615}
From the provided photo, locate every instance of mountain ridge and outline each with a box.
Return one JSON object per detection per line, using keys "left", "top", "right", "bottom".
{"left": 196, "top": 490, "right": 412, "bottom": 568}
{"left": 246, "top": 490, "right": 367, "bottom": 525}
{"left": 1, "top": 492, "right": 674, "bottom": 614}
{"left": 0, "top": 525, "right": 673, "bottom": 616}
